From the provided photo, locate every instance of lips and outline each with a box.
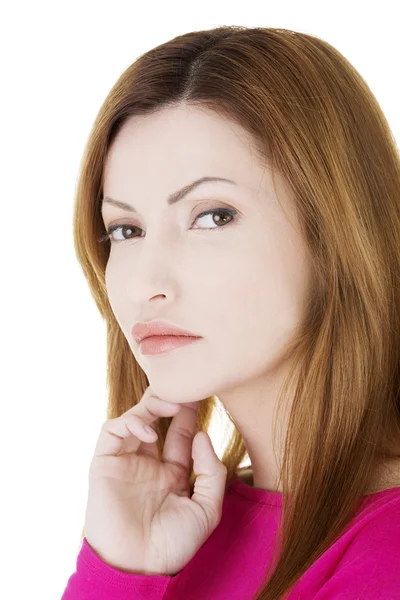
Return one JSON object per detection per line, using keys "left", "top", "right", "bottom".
{"left": 139, "top": 334, "right": 201, "bottom": 355}
{"left": 131, "top": 320, "right": 201, "bottom": 344}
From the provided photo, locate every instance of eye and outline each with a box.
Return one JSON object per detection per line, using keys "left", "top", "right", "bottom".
{"left": 192, "top": 207, "right": 237, "bottom": 230}
{"left": 98, "top": 207, "right": 238, "bottom": 244}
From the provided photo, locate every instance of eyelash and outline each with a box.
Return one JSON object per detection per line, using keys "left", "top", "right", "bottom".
{"left": 97, "top": 207, "right": 238, "bottom": 244}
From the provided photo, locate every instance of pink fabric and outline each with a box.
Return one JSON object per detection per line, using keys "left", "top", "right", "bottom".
{"left": 61, "top": 476, "right": 400, "bottom": 599}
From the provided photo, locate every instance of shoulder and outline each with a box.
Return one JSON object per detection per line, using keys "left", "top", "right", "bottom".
{"left": 351, "top": 488, "right": 400, "bottom": 549}
{"left": 313, "top": 490, "right": 400, "bottom": 599}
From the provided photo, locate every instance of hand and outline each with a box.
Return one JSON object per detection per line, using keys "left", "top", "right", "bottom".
{"left": 84, "top": 385, "right": 227, "bottom": 576}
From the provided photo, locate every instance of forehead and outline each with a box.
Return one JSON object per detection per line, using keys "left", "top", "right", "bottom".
{"left": 103, "top": 105, "right": 265, "bottom": 190}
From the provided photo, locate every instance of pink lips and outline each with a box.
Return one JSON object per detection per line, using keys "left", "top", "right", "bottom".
{"left": 139, "top": 335, "right": 201, "bottom": 355}
{"left": 131, "top": 320, "right": 201, "bottom": 344}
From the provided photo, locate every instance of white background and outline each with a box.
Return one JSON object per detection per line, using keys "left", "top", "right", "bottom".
{"left": 1, "top": 1, "right": 398, "bottom": 598}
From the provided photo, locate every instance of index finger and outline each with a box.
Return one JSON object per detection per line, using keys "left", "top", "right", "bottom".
{"left": 91, "top": 393, "right": 183, "bottom": 459}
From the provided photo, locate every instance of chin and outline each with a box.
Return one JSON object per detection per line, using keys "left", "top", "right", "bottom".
{"left": 148, "top": 381, "right": 208, "bottom": 406}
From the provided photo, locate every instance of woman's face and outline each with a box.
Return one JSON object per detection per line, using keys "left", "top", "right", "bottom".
{"left": 101, "top": 103, "right": 310, "bottom": 406}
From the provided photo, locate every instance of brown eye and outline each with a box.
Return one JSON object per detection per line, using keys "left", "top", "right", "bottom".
{"left": 98, "top": 224, "right": 141, "bottom": 244}
{"left": 192, "top": 208, "right": 236, "bottom": 229}
{"left": 97, "top": 207, "right": 238, "bottom": 245}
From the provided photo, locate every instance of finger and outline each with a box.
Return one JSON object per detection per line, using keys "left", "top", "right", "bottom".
{"left": 121, "top": 401, "right": 200, "bottom": 460}
{"left": 92, "top": 393, "right": 181, "bottom": 459}
{"left": 191, "top": 432, "right": 228, "bottom": 529}
{"left": 161, "top": 403, "right": 200, "bottom": 473}
{"left": 136, "top": 401, "right": 201, "bottom": 460}
{"left": 119, "top": 418, "right": 159, "bottom": 458}
{"left": 123, "top": 392, "right": 182, "bottom": 426}
{"left": 92, "top": 414, "right": 156, "bottom": 458}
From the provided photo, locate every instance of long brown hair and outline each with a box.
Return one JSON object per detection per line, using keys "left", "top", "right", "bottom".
{"left": 72, "top": 26, "right": 400, "bottom": 599}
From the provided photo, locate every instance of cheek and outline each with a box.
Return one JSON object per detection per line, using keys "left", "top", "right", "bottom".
{"left": 105, "top": 254, "right": 126, "bottom": 294}
{"left": 104, "top": 261, "right": 126, "bottom": 322}
{"left": 215, "top": 251, "right": 303, "bottom": 351}
{"left": 104, "top": 262, "right": 116, "bottom": 307}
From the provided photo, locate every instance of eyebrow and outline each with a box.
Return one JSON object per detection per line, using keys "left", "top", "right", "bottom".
{"left": 101, "top": 176, "right": 237, "bottom": 213}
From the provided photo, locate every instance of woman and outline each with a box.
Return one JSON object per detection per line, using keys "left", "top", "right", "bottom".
{"left": 61, "top": 25, "right": 400, "bottom": 600}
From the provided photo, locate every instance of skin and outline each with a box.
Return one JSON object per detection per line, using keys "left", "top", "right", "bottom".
{"left": 99, "top": 103, "right": 323, "bottom": 493}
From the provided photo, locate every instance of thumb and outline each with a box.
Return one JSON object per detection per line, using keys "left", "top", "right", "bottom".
{"left": 191, "top": 432, "right": 228, "bottom": 528}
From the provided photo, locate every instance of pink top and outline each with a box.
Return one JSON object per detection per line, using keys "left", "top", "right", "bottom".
{"left": 61, "top": 475, "right": 400, "bottom": 599}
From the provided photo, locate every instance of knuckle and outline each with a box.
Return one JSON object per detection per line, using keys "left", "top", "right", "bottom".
{"left": 174, "top": 425, "right": 193, "bottom": 439}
